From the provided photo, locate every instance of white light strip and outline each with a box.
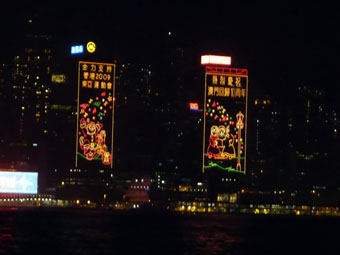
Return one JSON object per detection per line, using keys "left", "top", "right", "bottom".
{"left": 201, "top": 55, "right": 231, "bottom": 66}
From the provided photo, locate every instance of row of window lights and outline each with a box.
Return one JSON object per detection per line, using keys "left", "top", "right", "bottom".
{"left": 69, "top": 169, "right": 82, "bottom": 172}
{"left": 178, "top": 201, "right": 212, "bottom": 206}
{"left": 61, "top": 181, "right": 109, "bottom": 186}
{"left": 0, "top": 194, "right": 53, "bottom": 198}
{"left": 15, "top": 55, "right": 41, "bottom": 59}
{"left": 131, "top": 186, "right": 149, "bottom": 189}
{"left": 75, "top": 200, "right": 93, "bottom": 205}
{"left": 221, "top": 178, "right": 237, "bottom": 182}
{"left": 15, "top": 95, "right": 49, "bottom": 100}
{"left": 180, "top": 204, "right": 225, "bottom": 211}
{"left": 254, "top": 99, "right": 271, "bottom": 105}
{"left": 0, "top": 198, "right": 52, "bottom": 202}
{"left": 12, "top": 86, "right": 49, "bottom": 92}
{"left": 21, "top": 105, "right": 49, "bottom": 110}
{"left": 180, "top": 189, "right": 207, "bottom": 192}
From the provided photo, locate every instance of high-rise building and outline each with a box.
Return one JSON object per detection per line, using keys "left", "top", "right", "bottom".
{"left": 7, "top": 18, "right": 54, "bottom": 187}
{"left": 247, "top": 90, "right": 282, "bottom": 189}
{"left": 113, "top": 62, "right": 155, "bottom": 173}
{"left": 282, "top": 85, "right": 340, "bottom": 204}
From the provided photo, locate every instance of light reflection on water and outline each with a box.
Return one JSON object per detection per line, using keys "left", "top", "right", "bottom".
{"left": 0, "top": 208, "right": 339, "bottom": 254}
{"left": 178, "top": 214, "right": 243, "bottom": 255}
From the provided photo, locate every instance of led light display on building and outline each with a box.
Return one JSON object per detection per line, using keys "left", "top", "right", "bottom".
{"left": 189, "top": 102, "right": 199, "bottom": 111}
{"left": 75, "top": 61, "right": 116, "bottom": 169}
{"left": 71, "top": 45, "right": 84, "bottom": 54}
{"left": 201, "top": 55, "right": 232, "bottom": 66}
{"left": 51, "top": 74, "right": 66, "bottom": 83}
{"left": 0, "top": 171, "right": 38, "bottom": 194}
{"left": 86, "top": 42, "right": 96, "bottom": 53}
{"left": 202, "top": 66, "right": 248, "bottom": 174}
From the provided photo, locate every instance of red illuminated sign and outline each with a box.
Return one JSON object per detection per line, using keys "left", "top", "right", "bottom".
{"left": 189, "top": 103, "right": 199, "bottom": 110}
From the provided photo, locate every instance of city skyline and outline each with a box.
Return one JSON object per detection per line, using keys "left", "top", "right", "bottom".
{"left": 1, "top": 4, "right": 340, "bottom": 254}
{"left": 1, "top": 2, "right": 340, "bottom": 208}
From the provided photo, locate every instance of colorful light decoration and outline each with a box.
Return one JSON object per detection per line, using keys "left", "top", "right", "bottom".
{"left": 202, "top": 68, "right": 248, "bottom": 174}
{"left": 78, "top": 91, "right": 113, "bottom": 165}
{"left": 76, "top": 61, "right": 115, "bottom": 169}
{"left": 236, "top": 111, "right": 244, "bottom": 171}
{"left": 204, "top": 99, "right": 245, "bottom": 168}
{"left": 205, "top": 98, "right": 244, "bottom": 161}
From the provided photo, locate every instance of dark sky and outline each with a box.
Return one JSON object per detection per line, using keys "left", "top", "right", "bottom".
{"left": 2, "top": 1, "right": 340, "bottom": 100}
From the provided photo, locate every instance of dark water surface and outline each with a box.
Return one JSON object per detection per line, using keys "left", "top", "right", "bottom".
{"left": 0, "top": 208, "right": 339, "bottom": 254}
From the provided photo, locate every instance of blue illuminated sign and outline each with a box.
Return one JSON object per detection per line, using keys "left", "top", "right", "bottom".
{"left": 71, "top": 45, "right": 84, "bottom": 54}
{"left": 0, "top": 171, "right": 38, "bottom": 194}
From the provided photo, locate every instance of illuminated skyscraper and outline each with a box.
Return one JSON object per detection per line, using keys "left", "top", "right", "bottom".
{"left": 282, "top": 85, "right": 340, "bottom": 204}
{"left": 8, "top": 18, "right": 54, "bottom": 187}
{"left": 11, "top": 19, "right": 52, "bottom": 132}
{"left": 247, "top": 91, "right": 282, "bottom": 189}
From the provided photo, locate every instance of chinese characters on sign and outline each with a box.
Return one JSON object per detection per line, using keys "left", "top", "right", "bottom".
{"left": 207, "top": 75, "right": 246, "bottom": 98}
{"left": 203, "top": 72, "right": 248, "bottom": 174}
{"left": 81, "top": 63, "right": 113, "bottom": 90}
{"left": 76, "top": 61, "right": 116, "bottom": 169}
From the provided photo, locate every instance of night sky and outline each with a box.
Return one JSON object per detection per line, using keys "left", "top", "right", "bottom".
{"left": 2, "top": 1, "right": 340, "bottom": 104}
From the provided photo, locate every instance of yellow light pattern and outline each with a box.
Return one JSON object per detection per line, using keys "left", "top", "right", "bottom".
{"left": 87, "top": 41, "right": 96, "bottom": 53}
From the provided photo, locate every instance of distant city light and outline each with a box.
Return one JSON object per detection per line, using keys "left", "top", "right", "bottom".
{"left": 201, "top": 55, "right": 231, "bottom": 66}
{"left": 189, "top": 102, "right": 199, "bottom": 111}
{"left": 51, "top": 74, "right": 66, "bottom": 83}
{"left": 71, "top": 45, "right": 84, "bottom": 54}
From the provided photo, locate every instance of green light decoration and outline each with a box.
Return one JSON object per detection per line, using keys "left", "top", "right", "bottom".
{"left": 93, "top": 101, "right": 101, "bottom": 107}
{"left": 208, "top": 162, "right": 242, "bottom": 172}
{"left": 77, "top": 152, "right": 101, "bottom": 161}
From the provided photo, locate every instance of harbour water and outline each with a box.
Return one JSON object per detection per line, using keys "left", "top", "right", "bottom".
{"left": 0, "top": 208, "right": 339, "bottom": 254}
